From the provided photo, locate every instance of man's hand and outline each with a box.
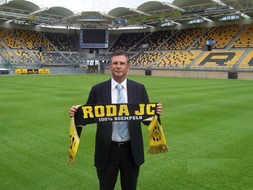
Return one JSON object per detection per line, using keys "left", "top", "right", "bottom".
{"left": 69, "top": 105, "right": 80, "bottom": 117}
{"left": 156, "top": 103, "right": 163, "bottom": 115}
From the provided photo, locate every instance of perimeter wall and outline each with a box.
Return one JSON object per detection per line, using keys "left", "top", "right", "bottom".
{"left": 104, "top": 68, "right": 253, "bottom": 80}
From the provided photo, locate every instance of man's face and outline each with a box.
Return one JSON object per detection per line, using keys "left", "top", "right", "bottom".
{"left": 110, "top": 55, "right": 130, "bottom": 81}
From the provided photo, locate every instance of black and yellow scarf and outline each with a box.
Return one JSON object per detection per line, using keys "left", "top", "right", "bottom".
{"left": 68, "top": 103, "right": 169, "bottom": 163}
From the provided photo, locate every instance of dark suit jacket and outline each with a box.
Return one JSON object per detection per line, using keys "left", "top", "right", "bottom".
{"left": 86, "top": 78, "right": 150, "bottom": 169}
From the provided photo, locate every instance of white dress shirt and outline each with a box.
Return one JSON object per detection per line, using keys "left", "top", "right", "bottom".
{"left": 111, "top": 78, "right": 130, "bottom": 142}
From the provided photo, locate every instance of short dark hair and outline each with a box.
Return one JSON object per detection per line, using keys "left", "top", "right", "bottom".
{"left": 110, "top": 50, "right": 130, "bottom": 64}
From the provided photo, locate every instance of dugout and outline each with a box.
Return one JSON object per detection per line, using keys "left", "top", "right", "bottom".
{"left": 0, "top": 68, "right": 10, "bottom": 75}
{"left": 145, "top": 69, "right": 152, "bottom": 76}
{"left": 228, "top": 72, "right": 238, "bottom": 79}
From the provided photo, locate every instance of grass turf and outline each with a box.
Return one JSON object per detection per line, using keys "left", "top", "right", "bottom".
{"left": 0, "top": 74, "right": 252, "bottom": 190}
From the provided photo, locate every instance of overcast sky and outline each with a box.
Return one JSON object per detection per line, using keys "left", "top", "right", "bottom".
{"left": 28, "top": 0, "right": 166, "bottom": 13}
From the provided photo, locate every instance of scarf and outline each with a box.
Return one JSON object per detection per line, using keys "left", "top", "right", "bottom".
{"left": 67, "top": 103, "right": 169, "bottom": 163}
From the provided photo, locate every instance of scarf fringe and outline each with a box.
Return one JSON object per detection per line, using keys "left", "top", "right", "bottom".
{"left": 148, "top": 144, "right": 169, "bottom": 154}
{"left": 67, "top": 117, "right": 80, "bottom": 164}
{"left": 67, "top": 152, "right": 76, "bottom": 163}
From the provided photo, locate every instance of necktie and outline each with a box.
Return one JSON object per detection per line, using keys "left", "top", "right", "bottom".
{"left": 116, "top": 84, "right": 129, "bottom": 139}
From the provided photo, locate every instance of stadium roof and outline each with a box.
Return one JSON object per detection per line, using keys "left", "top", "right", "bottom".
{"left": 0, "top": 0, "right": 253, "bottom": 29}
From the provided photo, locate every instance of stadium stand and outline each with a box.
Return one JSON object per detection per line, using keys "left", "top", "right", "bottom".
{"left": 1, "top": 23, "right": 253, "bottom": 75}
{"left": 130, "top": 52, "right": 164, "bottom": 67}
{"left": 238, "top": 50, "right": 253, "bottom": 69}
{"left": 109, "top": 32, "right": 148, "bottom": 52}
{"left": 44, "top": 32, "right": 78, "bottom": 52}
{"left": 192, "top": 24, "right": 241, "bottom": 49}
{"left": 191, "top": 50, "right": 245, "bottom": 69}
{"left": 13, "top": 50, "right": 35, "bottom": 65}
{"left": 0, "top": 28, "right": 23, "bottom": 49}
{"left": 159, "top": 28, "right": 206, "bottom": 50}
{"left": 157, "top": 51, "right": 201, "bottom": 68}
{"left": 130, "top": 30, "right": 173, "bottom": 51}
{"left": 231, "top": 23, "right": 253, "bottom": 48}
{"left": 13, "top": 29, "right": 56, "bottom": 51}
{"left": 0, "top": 27, "right": 86, "bottom": 69}
{"left": 1, "top": 49, "right": 19, "bottom": 64}
{"left": 0, "top": 0, "right": 253, "bottom": 79}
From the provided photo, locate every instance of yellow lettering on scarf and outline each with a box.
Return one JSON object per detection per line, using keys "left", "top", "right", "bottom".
{"left": 94, "top": 105, "right": 105, "bottom": 117}
{"left": 81, "top": 103, "right": 156, "bottom": 119}
{"left": 135, "top": 104, "right": 145, "bottom": 115}
{"left": 118, "top": 105, "right": 129, "bottom": 116}
{"left": 106, "top": 105, "right": 117, "bottom": 116}
{"left": 82, "top": 106, "right": 94, "bottom": 118}
{"left": 135, "top": 103, "right": 156, "bottom": 115}
{"left": 146, "top": 104, "right": 156, "bottom": 115}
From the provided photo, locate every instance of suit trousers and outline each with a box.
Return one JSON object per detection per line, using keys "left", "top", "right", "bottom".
{"left": 96, "top": 142, "right": 140, "bottom": 190}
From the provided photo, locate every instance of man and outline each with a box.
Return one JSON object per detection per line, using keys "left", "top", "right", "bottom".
{"left": 69, "top": 50, "right": 163, "bottom": 190}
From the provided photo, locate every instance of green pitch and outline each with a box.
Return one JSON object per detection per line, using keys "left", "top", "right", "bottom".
{"left": 0, "top": 74, "right": 252, "bottom": 190}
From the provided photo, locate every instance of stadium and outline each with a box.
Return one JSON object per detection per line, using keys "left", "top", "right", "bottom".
{"left": 0, "top": 0, "right": 253, "bottom": 190}
{"left": 0, "top": 0, "right": 253, "bottom": 79}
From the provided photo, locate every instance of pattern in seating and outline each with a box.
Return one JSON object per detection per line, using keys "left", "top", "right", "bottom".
{"left": 160, "top": 28, "right": 205, "bottom": 50}
{"left": 0, "top": 24, "right": 253, "bottom": 71}
{"left": 110, "top": 32, "right": 147, "bottom": 52}
{"left": 232, "top": 24, "right": 253, "bottom": 48}
{"left": 130, "top": 52, "right": 165, "bottom": 67}
{"left": 0, "top": 28, "right": 23, "bottom": 49}
{"left": 192, "top": 50, "right": 245, "bottom": 69}
{"left": 192, "top": 25, "right": 241, "bottom": 49}
{"left": 156, "top": 51, "right": 201, "bottom": 68}
{"left": 13, "top": 29, "right": 56, "bottom": 51}
{"left": 238, "top": 50, "right": 253, "bottom": 68}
